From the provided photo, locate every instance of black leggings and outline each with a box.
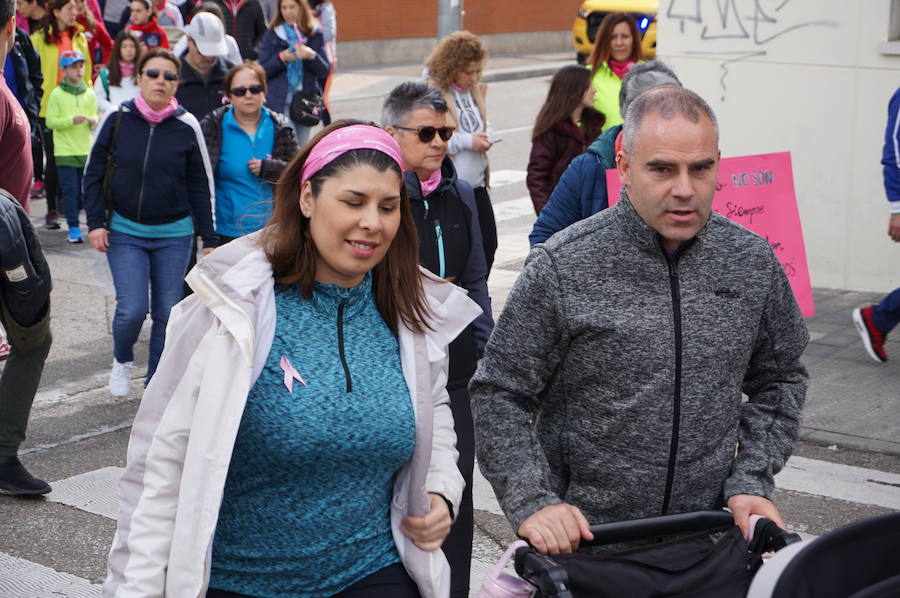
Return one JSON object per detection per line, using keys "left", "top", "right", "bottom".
{"left": 473, "top": 186, "right": 497, "bottom": 275}
{"left": 206, "top": 563, "right": 421, "bottom": 598}
{"left": 441, "top": 384, "right": 474, "bottom": 598}
{"left": 37, "top": 118, "right": 59, "bottom": 218}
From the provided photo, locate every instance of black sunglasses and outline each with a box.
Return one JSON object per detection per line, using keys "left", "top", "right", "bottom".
{"left": 395, "top": 125, "right": 455, "bottom": 143}
{"left": 142, "top": 68, "right": 178, "bottom": 82}
{"left": 230, "top": 84, "right": 265, "bottom": 97}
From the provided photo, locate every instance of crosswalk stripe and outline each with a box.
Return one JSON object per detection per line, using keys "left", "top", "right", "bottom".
{"left": 488, "top": 169, "right": 528, "bottom": 188}
{"left": 0, "top": 552, "right": 100, "bottom": 597}
{"left": 46, "top": 467, "right": 124, "bottom": 520}
{"left": 493, "top": 196, "right": 536, "bottom": 223}
{"left": 775, "top": 455, "right": 900, "bottom": 510}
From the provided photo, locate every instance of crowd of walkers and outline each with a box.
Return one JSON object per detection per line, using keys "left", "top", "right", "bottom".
{"left": 0, "top": 4, "right": 819, "bottom": 598}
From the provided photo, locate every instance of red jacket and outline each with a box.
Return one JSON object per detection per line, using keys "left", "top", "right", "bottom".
{"left": 127, "top": 17, "right": 170, "bottom": 49}
{"left": 527, "top": 118, "right": 595, "bottom": 215}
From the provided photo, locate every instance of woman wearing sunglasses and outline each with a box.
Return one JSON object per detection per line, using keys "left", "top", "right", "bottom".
{"left": 83, "top": 48, "right": 216, "bottom": 397}
{"left": 200, "top": 63, "right": 299, "bottom": 245}
{"left": 383, "top": 81, "right": 494, "bottom": 598}
{"left": 104, "top": 120, "right": 482, "bottom": 598}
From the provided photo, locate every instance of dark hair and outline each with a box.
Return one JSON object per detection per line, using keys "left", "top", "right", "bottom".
{"left": 262, "top": 119, "right": 432, "bottom": 334}
{"left": 532, "top": 65, "right": 604, "bottom": 141}
{"left": 380, "top": 81, "right": 448, "bottom": 127}
{"left": 588, "top": 12, "right": 642, "bottom": 76}
{"left": 38, "top": 0, "right": 76, "bottom": 44}
{"left": 425, "top": 30, "right": 486, "bottom": 91}
{"left": 269, "top": 0, "right": 315, "bottom": 36}
{"left": 137, "top": 47, "right": 180, "bottom": 76}
{"left": 107, "top": 29, "right": 143, "bottom": 87}
{"left": 0, "top": 0, "right": 14, "bottom": 25}
{"left": 224, "top": 62, "right": 267, "bottom": 96}
{"left": 188, "top": 1, "right": 224, "bottom": 24}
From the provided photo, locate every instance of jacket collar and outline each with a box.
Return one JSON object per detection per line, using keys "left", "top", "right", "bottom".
{"left": 187, "top": 231, "right": 482, "bottom": 364}
{"left": 615, "top": 187, "right": 708, "bottom": 258}
{"left": 403, "top": 156, "right": 458, "bottom": 202}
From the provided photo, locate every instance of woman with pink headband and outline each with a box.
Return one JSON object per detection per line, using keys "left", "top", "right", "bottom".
{"left": 105, "top": 120, "right": 482, "bottom": 598}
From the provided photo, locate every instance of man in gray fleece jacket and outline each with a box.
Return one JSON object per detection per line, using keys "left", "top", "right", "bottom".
{"left": 470, "top": 86, "right": 809, "bottom": 555}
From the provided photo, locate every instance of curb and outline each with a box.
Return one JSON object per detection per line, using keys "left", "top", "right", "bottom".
{"left": 800, "top": 426, "right": 900, "bottom": 458}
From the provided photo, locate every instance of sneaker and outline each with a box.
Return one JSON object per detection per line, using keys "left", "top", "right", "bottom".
{"left": 67, "top": 226, "right": 83, "bottom": 244}
{"left": 45, "top": 212, "right": 61, "bottom": 230}
{"left": 0, "top": 341, "right": 9, "bottom": 361}
{"left": 852, "top": 306, "right": 887, "bottom": 363}
{"left": 30, "top": 181, "right": 45, "bottom": 199}
{"left": 108, "top": 359, "right": 134, "bottom": 397}
{"left": 0, "top": 456, "right": 51, "bottom": 495}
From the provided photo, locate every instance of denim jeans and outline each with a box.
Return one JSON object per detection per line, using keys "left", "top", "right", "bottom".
{"left": 106, "top": 230, "right": 193, "bottom": 383}
{"left": 56, "top": 165, "right": 84, "bottom": 228}
{"left": 872, "top": 287, "right": 900, "bottom": 335}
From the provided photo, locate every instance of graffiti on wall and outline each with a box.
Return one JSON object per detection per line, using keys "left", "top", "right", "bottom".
{"left": 665, "top": 0, "right": 838, "bottom": 100}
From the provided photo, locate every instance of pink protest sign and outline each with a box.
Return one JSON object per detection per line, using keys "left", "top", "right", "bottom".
{"left": 607, "top": 152, "right": 814, "bottom": 317}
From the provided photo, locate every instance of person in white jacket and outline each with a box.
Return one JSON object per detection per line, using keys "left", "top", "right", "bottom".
{"left": 93, "top": 30, "right": 142, "bottom": 115}
{"left": 103, "top": 120, "right": 481, "bottom": 598}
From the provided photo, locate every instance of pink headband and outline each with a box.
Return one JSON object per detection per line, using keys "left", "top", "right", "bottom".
{"left": 300, "top": 125, "right": 404, "bottom": 188}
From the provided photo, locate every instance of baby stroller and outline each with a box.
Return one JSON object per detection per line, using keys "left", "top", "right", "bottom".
{"left": 485, "top": 510, "right": 800, "bottom": 598}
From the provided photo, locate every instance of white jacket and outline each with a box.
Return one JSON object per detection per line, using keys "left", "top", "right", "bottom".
{"left": 103, "top": 232, "right": 482, "bottom": 598}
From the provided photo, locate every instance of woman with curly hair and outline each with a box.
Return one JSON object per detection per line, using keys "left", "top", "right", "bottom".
{"left": 425, "top": 31, "right": 496, "bottom": 274}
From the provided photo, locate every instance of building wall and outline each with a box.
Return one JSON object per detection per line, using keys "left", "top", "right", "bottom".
{"left": 658, "top": 0, "right": 900, "bottom": 292}
{"left": 331, "top": 0, "right": 580, "bottom": 41}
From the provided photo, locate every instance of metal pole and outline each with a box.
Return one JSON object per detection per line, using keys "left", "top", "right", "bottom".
{"left": 437, "top": 0, "right": 463, "bottom": 39}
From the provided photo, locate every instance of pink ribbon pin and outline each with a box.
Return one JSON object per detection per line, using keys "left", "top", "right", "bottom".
{"left": 280, "top": 356, "right": 307, "bottom": 394}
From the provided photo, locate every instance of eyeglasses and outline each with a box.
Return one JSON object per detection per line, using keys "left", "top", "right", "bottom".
{"left": 230, "top": 84, "right": 265, "bottom": 97}
{"left": 142, "top": 69, "right": 178, "bottom": 82}
{"left": 395, "top": 125, "right": 455, "bottom": 143}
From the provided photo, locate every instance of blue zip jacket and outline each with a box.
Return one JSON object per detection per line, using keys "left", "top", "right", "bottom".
{"left": 528, "top": 124, "right": 620, "bottom": 246}
{"left": 83, "top": 100, "right": 217, "bottom": 247}
{"left": 884, "top": 87, "right": 900, "bottom": 211}
{"left": 257, "top": 25, "right": 330, "bottom": 115}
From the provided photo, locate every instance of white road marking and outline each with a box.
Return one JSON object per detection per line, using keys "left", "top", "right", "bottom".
{"left": 775, "top": 455, "right": 900, "bottom": 510}
{"left": 489, "top": 169, "right": 528, "bottom": 188}
{"left": 493, "top": 196, "right": 536, "bottom": 223}
{"left": 0, "top": 552, "right": 100, "bottom": 597}
{"left": 494, "top": 125, "right": 533, "bottom": 136}
{"left": 46, "top": 467, "right": 124, "bottom": 520}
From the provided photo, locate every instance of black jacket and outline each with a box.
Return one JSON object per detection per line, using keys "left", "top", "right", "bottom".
{"left": 405, "top": 158, "right": 493, "bottom": 388}
{"left": 209, "top": 0, "right": 267, "bottom": 60}
{"left": 0, "top": 188, "right": 51, "bottom": 329}
{"left": 10, "top": 27, "right": 42, "bottom": 125}
{"left": 200, "top": 105, "right": 298, "bottom": 182}
{"left": 83, "top": 100, "right": 217, "bottom": 247}
{"left": 175, "top": 55, "right": 233, "bottom": 120}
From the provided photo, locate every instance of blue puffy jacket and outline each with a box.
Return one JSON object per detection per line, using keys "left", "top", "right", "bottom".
{"left": 257, "top": 25, "right": 330, "bottom": 115}
{"left": 83, "top": 100, "right": 217, "bottom": 247}
{"left": 528, "top": 124, "right": 620, "bottom": 246}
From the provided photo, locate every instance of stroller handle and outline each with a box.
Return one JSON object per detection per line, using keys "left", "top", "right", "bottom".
{"left": 583, "top": 510, "right": 735, "bottom": 546}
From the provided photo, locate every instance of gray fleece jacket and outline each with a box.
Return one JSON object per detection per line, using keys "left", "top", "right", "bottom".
{"left": 470, "top": 193, "right": 809, "bottom": 534}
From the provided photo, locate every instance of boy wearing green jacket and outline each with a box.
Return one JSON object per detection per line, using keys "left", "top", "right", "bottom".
{"left": 46, "top": 50, "right": 97, "bottom": 244}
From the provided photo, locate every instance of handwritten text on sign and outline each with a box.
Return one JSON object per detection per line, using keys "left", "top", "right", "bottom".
{"left": 607, "top": 152, "right": 814, "bottom": 317}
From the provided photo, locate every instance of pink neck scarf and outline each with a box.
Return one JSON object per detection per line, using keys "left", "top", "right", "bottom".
{"left": 300, "top": 125, "right": 404, "bottom": 188}
{"left": 119, "top": 61, "right": 135, "bottom": 77}
{"left": 418, "top": 168, "right": 442, "bottom": 197}
{"left": 134, "top": 94, "right": 178, "bottom": 124}
{"left": 609, "top": 59, "right": 635, "bottom": 79}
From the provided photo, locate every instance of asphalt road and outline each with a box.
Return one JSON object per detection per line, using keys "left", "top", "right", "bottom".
{"left": 1, "top": 74, "right": 899, "bottom": 597}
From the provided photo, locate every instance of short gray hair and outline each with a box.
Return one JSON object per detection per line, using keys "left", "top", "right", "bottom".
{"left": 618, "top": 59, "right": 682, "bottom": 118}
{"left": 381, "top": 82, "right": 448, "bottom": 128}
{"left": 622, "top": 86, "right": 719, "bottom": 155}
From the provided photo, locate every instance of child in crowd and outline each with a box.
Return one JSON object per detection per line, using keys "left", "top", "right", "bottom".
{"left": 126, "top": 0, "right": 168, "bottom": 49}
{"left": 45, "top": 50, "right": 97, "bottom": 243}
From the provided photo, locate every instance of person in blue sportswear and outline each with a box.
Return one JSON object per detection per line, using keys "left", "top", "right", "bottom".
{"left": 472, "top": 86, "right": 809, "bottom": 555}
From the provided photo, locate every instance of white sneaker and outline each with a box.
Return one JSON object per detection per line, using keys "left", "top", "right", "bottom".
{"left": 108, "top": 360, "right": 134, "bottom": 397}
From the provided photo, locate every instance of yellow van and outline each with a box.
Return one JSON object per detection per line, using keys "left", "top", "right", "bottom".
{"left": 573, "top": 0, "right": 658, "bottom": 64}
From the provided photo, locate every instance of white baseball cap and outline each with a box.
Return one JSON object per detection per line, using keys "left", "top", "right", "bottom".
{"left": 189, "top": 12, "right": 228, "bottom": 57}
